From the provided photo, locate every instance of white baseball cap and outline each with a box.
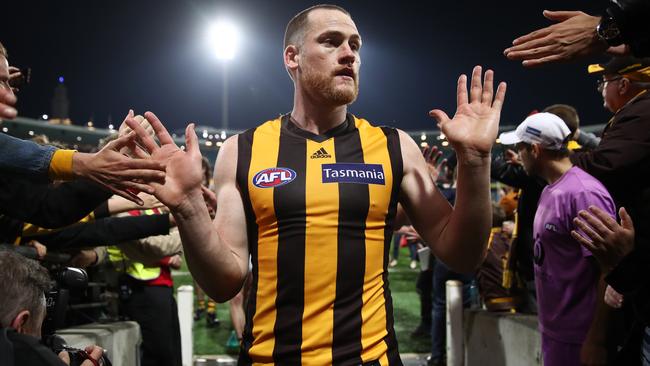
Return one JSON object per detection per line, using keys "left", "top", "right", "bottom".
{"left": 499, "top": 112, "right": 571, "bottom": 150}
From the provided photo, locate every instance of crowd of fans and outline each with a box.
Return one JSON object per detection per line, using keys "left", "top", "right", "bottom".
{"left": 397, "top": 54, "right": 650, "bottom": 365}
{"left": 1, "top": 1, "right": 650, "bottom": 365}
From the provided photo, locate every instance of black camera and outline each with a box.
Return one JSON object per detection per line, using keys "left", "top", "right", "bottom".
{"left": 42, "top": 266, "right": 89, "bottom": 336}
{"left": 40, "top": 267, "right": 114, "bottom": 365}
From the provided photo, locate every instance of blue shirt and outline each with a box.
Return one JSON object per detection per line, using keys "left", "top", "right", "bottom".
{"left": 0, "top": 133, "right": 56, "bottom": 181}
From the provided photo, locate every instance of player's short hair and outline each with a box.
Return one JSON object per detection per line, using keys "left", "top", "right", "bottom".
{"left": 284, "top": 4, "right": 351, "bottom": 50}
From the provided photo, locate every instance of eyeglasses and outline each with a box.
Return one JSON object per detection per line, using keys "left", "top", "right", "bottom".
{"left": 597, "top": 77, "right": 622, "bottom": 92}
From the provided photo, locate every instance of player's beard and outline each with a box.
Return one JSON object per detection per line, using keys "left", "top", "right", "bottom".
{"left": 301, "top": 63, "right": 359, "bottom": 106}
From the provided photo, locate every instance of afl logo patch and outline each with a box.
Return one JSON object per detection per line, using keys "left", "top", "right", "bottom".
{"left": 252, "top": 167, "right": 297, "bottom": 188}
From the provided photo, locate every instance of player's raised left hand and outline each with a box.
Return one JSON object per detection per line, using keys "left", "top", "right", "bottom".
{"left": 429, "top": 66, "right": 506, "bottom": 162}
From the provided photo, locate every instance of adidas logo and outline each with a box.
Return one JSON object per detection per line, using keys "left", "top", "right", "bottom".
{"left": 310, "top": 147, "right": 331, "bottom": 159}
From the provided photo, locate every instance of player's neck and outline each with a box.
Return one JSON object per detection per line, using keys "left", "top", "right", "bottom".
{"left": 540, "top": 158, "right": 573, "bottom": 185}
{"left": 291, "top": 91, "right": 348, "bottom": 135}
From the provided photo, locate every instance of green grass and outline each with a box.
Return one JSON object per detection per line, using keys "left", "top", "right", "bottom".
{"left": 172, "top": 266, "right": 236, "bottom": 355}
{"left": 173, "top": 246, "right": 428, "bottom": 355}
{"left": 389, "top": 253, "right": 431, "bottom": 354}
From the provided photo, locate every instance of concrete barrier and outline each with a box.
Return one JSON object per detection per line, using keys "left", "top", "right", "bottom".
{"left": 463, "top": 310, "right": 542, "bottom": 366}
{"left": 56, "top": 321, "right": 141, "bottom": 366}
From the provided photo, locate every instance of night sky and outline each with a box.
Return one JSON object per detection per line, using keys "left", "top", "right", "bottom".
{"left": 4, "top": 0, "right": 612, "bottom": 133}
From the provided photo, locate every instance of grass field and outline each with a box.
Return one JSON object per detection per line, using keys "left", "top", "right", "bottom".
{"left": 173, "top": 246, "right": 429, "bottom": 355}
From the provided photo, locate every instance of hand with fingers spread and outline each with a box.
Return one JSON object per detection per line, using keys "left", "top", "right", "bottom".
{"left": 125, "top": 111, "right": 204, "bottom": 212}
{"left": 118, "top": 111, "right": 155, "bottom": 157}
{"left": 571, "top": 206, "right": 635, "bottom": 274}
{"left": 422, "top": 145, "right": 447, "bottom": 182}
{"left": 119, "top": 112, "right": 154, "bottom": 138}
{"left": 429, "top": 66, "right": 507, "bottom": 162}
{"left": 72, "top": 118, "right": 167, "bottom": 205}
{"left": 504, "top": 10, "right": 608, "bottom": 67}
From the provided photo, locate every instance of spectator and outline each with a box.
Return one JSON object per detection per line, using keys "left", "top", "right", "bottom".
{"left": 396, "top": 225, "right": 422, "bottom": 270}
{"left": 500, "top": 112, "right": 615, "bottom": 365}
{"left": 497, "top": 186, "right": 518, "bottom": 219}
{"left": 542, "top": 104, "right": 601, "bottom": 149}
{"left": 569, "top": 55, "right": 650, "bottom": 363}
{"left": 475, "top": 202, "right": 523, "bottom": 312}
{"left": 504, "top": 1, "right": 650, "bottom": 67}
{"left": 491, "top": 146, "right": 545, "bottom": 313}
{"left": 0, "top": 249, "right": 104, "bottom": 366}
{"left": 388, "top": 234, "right": 401, "bottom": 268}
{"left": 108, "top": 209, "right": 183, "bottom": 366}
{"left": 492, "top": 103, "right": 593, "bottom": 314}
{"left": 0, "top": 40, "right": 166, "bottom": 205}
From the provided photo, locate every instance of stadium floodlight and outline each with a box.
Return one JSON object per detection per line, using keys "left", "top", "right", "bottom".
{"left": 205, "top": 18, "right": 242, "bottom": 130}
{"left": 206, "top": 20, "right": 240, "bottom": 60}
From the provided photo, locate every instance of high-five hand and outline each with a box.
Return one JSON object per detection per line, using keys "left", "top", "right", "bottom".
{"left": 504, "top": 11, "right": 606, "bottom": 67}
{"left": 429, "top": 66, "right": 507, "bottom": 160}
{"left": 571, "top": 206, "right": 635, "bottom": 274}
{"left": 125, "top": 112, "right": 204, "bottom": 211}
{"left": 422, "top": 145, "right": 447, "bottom": 182}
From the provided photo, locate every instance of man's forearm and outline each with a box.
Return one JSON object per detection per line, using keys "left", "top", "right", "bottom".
{"left": 438, "top": 155, "right": 491, "bottom": 272}
{"left": 0, "top": 177, "right": 110, "bottom": 229}
{"left": 174, "top": 190, "right": 247, "bottom": 302}
{"left": 25, "top": 213, "right": 170, "bottom": 250}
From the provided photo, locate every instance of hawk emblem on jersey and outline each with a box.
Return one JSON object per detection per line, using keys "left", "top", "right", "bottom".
{"left": 322, "top": 163, "right": 385, "bottom": 185}
{"left": 253, "top": 167, "right": 297, "bottom": 188}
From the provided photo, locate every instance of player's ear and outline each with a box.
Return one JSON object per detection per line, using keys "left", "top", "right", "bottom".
{"left": 285, "top": 45, "right": 300, "bottom": 75}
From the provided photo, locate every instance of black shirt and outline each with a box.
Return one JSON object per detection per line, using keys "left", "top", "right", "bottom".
{"left": 1, "top": 328, "right": 66, "bottom": 366}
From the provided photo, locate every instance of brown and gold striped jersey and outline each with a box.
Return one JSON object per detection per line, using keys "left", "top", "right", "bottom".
{"left": 236, "top": 114, "right": 404, "bottom": 366}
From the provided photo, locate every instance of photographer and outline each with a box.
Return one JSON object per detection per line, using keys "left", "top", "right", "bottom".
{"left": 0, "top": 250, "right": 104, "bottom": 366}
